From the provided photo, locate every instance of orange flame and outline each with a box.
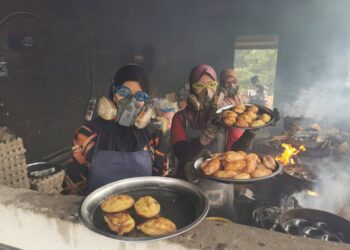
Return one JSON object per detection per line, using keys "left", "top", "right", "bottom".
{"left": 307, "top": 190, "right": 319, "bottom": 197}
{"left": 275, "top": 143, "right": 306, "bottom": 165}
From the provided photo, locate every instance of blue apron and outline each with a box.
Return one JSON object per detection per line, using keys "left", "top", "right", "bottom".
{"left": 86, "top": 129, "right": 153, "bottom": 194}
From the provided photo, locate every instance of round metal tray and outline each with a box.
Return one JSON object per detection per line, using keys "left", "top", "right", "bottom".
{"left": 193, "top": 157, "right": 282, "bottom": 184}
{"left": 79, "top": 176, "right": 209, "bottom": 242}
{"left": 216, "top": 103, "right": 279, "bottom": 130}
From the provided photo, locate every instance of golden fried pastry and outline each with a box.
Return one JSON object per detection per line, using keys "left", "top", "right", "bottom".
{"left": 251, "top": 120, "right": 266, "bottom": 128}
{"left": 260, "top": 114, "right": 271, "bottom": 123}
{"left": 213, "top": 170, "right": 238, "bottom": 178}
{"left": 222, "top": 111, "right": 237, "bottom": 127}
{"left": 246, "top": 153, "right": 260, "bottom": 162}
{"left": 247, "top": 105, "right": 259, "bottom": 113}
{"left": 223, "top": 160, "right": 246, "bottom": 171}
{"left": 201, "top": 158, "right": 221, "bottom": 175}
{"left": 104, "top": 213, "right": 135, "bottom": 236}
{"left": 134, "top": 196, "right": 161, "bottom": 218}
{"left": 251, "top": 167, "right": 272, "bottom": 178}
{"left": 137, "top": 217, "right": 177, "bottom": 236}
{"left": 237, "top": 151, "right": 247, "bottom": 157}
{"left": 245, "top": 158, "right": 257, "bottom": 173}
{"left": 234, "top": 172, "right": 251, "bottom": 179}
{"left": 238, "top": 114, "right": 252, "bottom": 123}
{"left": 233, "top": 104, "right": 246, "bottom": 114}
{"left": 245, "top": 111, "right": 257, "bottom": 121}
{"left": 212, "top": 153, "right": 225, "bottom": 160}
{"left": 223, "top": 151, "right": 245, "bottom": 161}
{"left": 256, "top": 162, "right": 265, "bottom": 169}
{"left": 101, "top": 194, "right": 135, "bottom": 213}
{"left": 262, "top": 155, "right": 277, "bottom": 170}
{"left": 235, "top": 117, "right": 250, "bottom": 127}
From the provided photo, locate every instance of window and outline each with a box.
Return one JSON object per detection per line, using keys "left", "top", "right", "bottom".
{"left": 234, "top": 35, "right": 279, "bottom": 108}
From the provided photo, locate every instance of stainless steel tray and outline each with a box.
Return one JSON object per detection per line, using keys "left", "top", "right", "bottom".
{"left": 216, "top": 103, "right": 279, "bottom": 130}
{"left": 79, "top": 177, "right": 209, "bottom": 242}
{"left": 193, "top": 157, "right": 282, "bottom": 184}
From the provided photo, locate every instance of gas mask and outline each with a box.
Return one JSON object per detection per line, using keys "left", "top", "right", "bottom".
{"left": 198, "top": 87, "right": 216, "bottom": 110}
{"left": 187, "top": 81, "right": 226, "bottom": 111}
{"left": 225, "top": 83, "right": 239, "bottom": 97}
{"left": 96, "top": 96, "right": 154, "bottom": 129}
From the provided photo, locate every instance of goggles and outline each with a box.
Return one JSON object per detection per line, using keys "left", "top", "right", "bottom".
{"left": 192, "top": 81, "right": 218, "bottom": 91}
{"left": 114, "top": 85, "right": 150, "bottom": 102}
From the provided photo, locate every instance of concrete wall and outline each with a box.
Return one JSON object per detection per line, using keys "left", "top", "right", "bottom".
{"left": 1, "top": 0, "right": 349, "bottom": 160}
{"left": 1, "top": 185, "right": 349, "bottom": 250}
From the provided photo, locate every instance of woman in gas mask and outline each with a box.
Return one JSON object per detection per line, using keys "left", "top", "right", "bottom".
{"left": 171, "top": 64, "right": 255, "bottom": 178}
{"left": 63, "top": 65, "right": 168, "bottom": 195}
{"left": 170, "top": 64, "right": 255, "bottom": 220}
{"left": 220, "top": 68, "right": 242, "bottom": 106}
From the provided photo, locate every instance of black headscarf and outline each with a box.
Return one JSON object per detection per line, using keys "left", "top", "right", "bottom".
{"left": 109, "top": 64, "right": 149, "bottom": 100}
{"left": 92, "top": 65, "right": 151, "bottom": 152}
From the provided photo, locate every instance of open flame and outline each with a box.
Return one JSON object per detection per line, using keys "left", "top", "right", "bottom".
{"left": 275, "top": 143, "right": 306, "bottom": 165}
{"left": 307, "top": 190, "right": 319, "bottom": 197}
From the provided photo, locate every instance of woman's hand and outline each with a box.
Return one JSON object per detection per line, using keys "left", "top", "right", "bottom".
{"left": 199, "top": 114, "right": 221, "bottom": 145}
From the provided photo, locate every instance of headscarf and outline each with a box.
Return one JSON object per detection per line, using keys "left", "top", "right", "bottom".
{"left": 220, "top": 68, "right": 238, "bottom": 85}
{"left": 109, "top": 64, "right": 149, "bottom": 100}
{"left": 189, "top": 64, "right": 217, "bottom": 95}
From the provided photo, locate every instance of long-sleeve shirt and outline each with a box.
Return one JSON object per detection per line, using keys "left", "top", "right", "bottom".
{"left": 63, "top": 117, "right": 168, "bottom": 195}
{"left": 170, "top": 108, "right": 255, "bottom": 178}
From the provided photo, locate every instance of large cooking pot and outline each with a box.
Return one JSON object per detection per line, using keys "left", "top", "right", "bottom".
{"left": 279, "top": 208, "right": 350, "bottom": 244}
{"left": 282, "top": 164, "right": 317, "bottom": 190}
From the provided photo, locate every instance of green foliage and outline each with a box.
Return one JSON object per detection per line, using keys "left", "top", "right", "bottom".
{"left": 234, "top": 49, "right": 278, "bottom": 95}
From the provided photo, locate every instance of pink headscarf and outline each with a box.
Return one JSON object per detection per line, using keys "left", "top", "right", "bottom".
{"left": 189, "top": 64, "right": 217, "bottom": 84}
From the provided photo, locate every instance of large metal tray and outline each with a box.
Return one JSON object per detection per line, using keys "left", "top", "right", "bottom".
{"left": 79, "top": 176, "right": 209, "bottom": 242}
{"left": 193, "top": 157, "right": 282, "bottom": 184}
{"left": 216, "top": 103, "right": 279, "bottom": 130}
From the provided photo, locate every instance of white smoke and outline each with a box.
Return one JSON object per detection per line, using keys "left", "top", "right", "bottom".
{"left": 281, "top": 82, "right": 350, "bottom": 128}
{"left": 293, "top": 156, "right": 350, "bottom": 214}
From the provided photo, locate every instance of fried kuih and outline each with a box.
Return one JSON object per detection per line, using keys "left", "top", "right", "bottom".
{"left": 104, "top": 213, "right": 135, "bottom": 236}
{"left": 260, "top": 113, "right": 271, "bottom": 123}
{"left": 234, "top": 172, "right": 251, "bottom": 179}
{"left": 101, "top": 194, "right": 135, "bottom": 213}
{"left": 262, "top": 155, "right": 277, "bottom": 170}
{"left": 251, "top": 119, "right": 266, "bottom": 128}
{"left": 137, "top": 217, "right": 177, "bottom": 236}
{"left": 134, "top": 196, "right": 161, "bottom": 218}
{"left": 222, "top": 110, "right": 237, "bottom": 127}
{"left": 201, "top": 158, "right": 220, "bottom": 175}
{"left": 200, "top": 150, "right": 277, "bottom": 180}
{"left": 233, "top": 104, "right": 246, "bottom": 114}
{"left": 251, "top": 167, "right": 272, "bottom": 178}
{"left": 247, "top": 105, "right": 259, "bottom": 113}
{"left": 222, "top": 104, "right": 272, "bottom": 128}
{"left": 213, "top": 169, "right": 238, "bottom": 178}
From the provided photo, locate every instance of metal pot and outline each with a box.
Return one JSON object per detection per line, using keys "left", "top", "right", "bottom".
{"left": 282, "top": 164, "right": 317, "bottom": 190}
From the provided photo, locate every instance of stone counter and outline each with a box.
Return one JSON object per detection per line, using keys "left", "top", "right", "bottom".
{"left": 0, "top": 186, "right": 349, "bottom": 250}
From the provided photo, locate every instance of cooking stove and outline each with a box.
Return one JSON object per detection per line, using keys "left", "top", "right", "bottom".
{"left": 252, "top": 190, "right": 349, "bottom": 244}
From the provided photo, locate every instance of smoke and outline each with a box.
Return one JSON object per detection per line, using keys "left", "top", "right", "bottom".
{"left": 281, "top": 80, "right": 350, "bottom": 130}
{"left": 293, "top": 156, "right": 350, "bottom": 214}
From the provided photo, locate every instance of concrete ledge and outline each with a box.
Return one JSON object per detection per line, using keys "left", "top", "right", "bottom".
{"left": 0, "top": 185, "right": 349, "bottom": 250}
